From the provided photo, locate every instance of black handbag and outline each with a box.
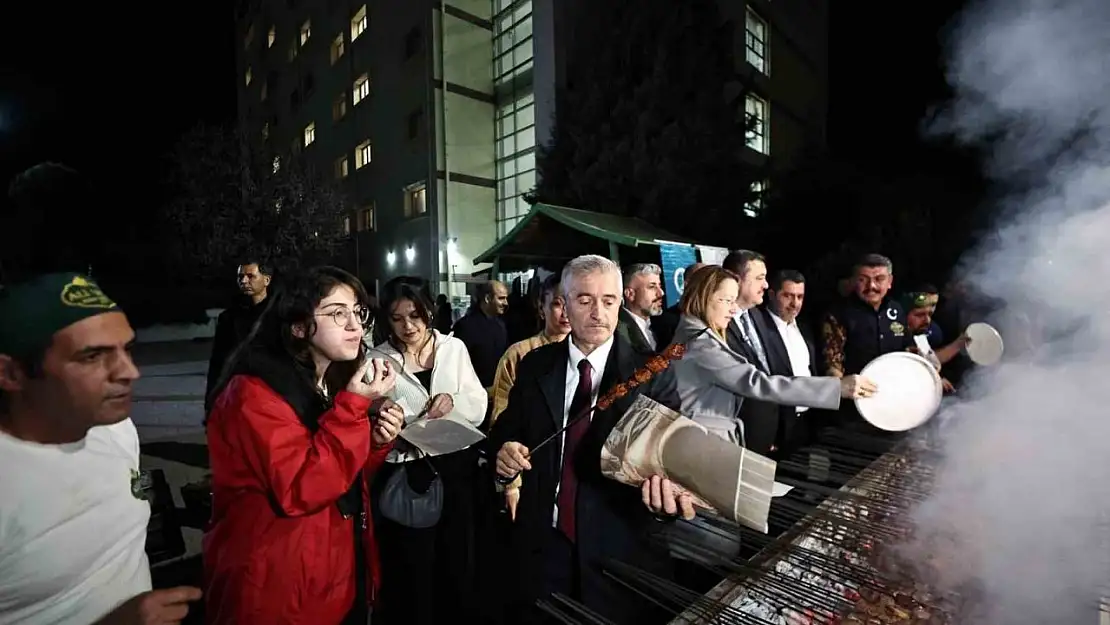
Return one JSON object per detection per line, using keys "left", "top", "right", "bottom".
{"left": 378, "top": 453, "right": 443, "bottom": 529}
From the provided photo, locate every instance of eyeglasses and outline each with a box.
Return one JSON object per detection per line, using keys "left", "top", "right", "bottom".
{"left": 316, "top": 306, "right": 371, "bottom": 327}
{"left": 714, "top": 297, "right": 738, "bottom": 307}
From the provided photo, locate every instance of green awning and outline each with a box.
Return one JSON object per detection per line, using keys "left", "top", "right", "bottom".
{"left": 473, "top": 203, "right": 699, "bottom": 272}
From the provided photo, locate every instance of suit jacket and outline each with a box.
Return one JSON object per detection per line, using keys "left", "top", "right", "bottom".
{"left": 653, "top": 303, "right": 682, "bottom": 349}
{"left": 673, "top": 315, "right": 841, "bottom": 448}
{"left": 486, "top": 334, "right": 679, "bottom": 623}
{"left": 616, "top": 307, "right": 661, "bottom": 355}
{"left": 752, "top": 307, "right": 820, "bottom": 455}
{"left": 726, "top": 310, "right": 784, "bottom": 455}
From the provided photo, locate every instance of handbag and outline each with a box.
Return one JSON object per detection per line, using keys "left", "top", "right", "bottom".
{"left": 378, "top": 452, "right": 443, "bottom": 529}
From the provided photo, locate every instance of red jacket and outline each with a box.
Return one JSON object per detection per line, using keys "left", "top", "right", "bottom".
{"left": 202, "top": 375, "right": 391, "bottom": 625}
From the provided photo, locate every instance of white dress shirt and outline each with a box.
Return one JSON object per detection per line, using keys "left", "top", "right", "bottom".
{"left": 552, "top": 335, "right": 614, "bottom": 526}
{"left": 770, "top": 311, "right": 812, "bottom": 414}
{"left": 624, "top": 308, "right": 657, "bottom": 351}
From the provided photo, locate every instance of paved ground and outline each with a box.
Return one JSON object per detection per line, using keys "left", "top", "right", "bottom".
{"left": 132, "top": 340, "right": 211, "bottom": 614}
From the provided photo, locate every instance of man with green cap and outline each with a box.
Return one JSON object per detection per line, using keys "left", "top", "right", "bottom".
{"left": 902, "top": 284, "right": 970, "bottom": 393}
{"left": 0, "top": 273, "right": 201, "bottom": 624}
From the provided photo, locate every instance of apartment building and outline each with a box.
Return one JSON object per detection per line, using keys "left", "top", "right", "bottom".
{"left": 234, "top": 0, "right": 827, "bottom": 295}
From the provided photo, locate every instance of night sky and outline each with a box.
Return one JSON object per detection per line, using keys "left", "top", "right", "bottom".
{"left": 0, "top": 5, "right": 235, "bottom": 195}
{"left": 0, "top": 2, "right": 965, "bottom": 202}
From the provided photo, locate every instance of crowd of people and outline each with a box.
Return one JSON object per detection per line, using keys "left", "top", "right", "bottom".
{"left": 0, "top": 245, "right": 981, "bottom": 625}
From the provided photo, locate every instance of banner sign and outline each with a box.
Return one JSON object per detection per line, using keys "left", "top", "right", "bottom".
{"left": 658, "top": 243, "right": 698, "bottom": 308}
{"left": 697, "top": 245, "right": 729, "bottom": 266}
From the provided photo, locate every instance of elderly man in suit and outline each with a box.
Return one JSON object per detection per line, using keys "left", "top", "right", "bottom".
{"left": 490, "top": 254, "right": 693, "bottom": 624}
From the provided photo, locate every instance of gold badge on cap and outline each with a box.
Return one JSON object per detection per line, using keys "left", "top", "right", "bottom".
{"left": 890, "top": 321, "right": 905, "bottom": 337}
{"left": 60, "top": 276, "right": 117, "bottom": 309}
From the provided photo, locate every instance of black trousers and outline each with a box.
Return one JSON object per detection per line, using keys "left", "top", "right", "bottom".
{"left": 371, "top": 449, "right": 477, "bottom": 625}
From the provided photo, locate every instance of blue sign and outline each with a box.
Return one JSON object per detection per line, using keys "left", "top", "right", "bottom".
{"left": 658, "top": 243, "right": 698, "bottom": 308}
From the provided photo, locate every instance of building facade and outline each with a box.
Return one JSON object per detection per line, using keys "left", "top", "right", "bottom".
{"left": 234, "top": 0, "right": 827, "bottom": 295}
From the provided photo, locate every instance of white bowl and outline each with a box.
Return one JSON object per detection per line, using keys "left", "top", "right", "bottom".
{"left": 855, "top": 351, "right": 943, "bottom": 432}
{"left": 965, "top": 321, "right": 1005, "bottom": 366}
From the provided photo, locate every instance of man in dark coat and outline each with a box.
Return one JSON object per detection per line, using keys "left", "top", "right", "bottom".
{"left": 489, "top": 254, "right": 693, "bottom": 625}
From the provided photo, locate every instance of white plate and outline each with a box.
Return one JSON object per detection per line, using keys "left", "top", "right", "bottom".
{"left": 965, "top": 322, "right": 1004, "bottom": 366}
{"left": 855, "top": 352, "right": 943, "bottom": 432}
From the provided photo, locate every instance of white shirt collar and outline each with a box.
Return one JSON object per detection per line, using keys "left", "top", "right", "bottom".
{"left": 568, "top": 333, "right": 615, "bottom": 376}
{"left": 769, "top": 310, "right": 796, "bottom": 328}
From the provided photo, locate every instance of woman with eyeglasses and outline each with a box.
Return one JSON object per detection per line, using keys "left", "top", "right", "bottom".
{"left": 202, "top": 266, "right": 405, "bottom": 625}
{"left": 366, "top": 276, "right": 487, "bottom": 625}
{"left": 671, "top": 265, "right": 876, "bottom": 447}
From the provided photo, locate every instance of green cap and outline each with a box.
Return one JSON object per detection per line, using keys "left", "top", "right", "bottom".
{"left": 0, "top": 273, "right": 119, "bottom": 361}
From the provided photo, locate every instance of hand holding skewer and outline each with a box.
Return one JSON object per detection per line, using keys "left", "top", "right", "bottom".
{"left": 493, "top": 333, "right": 706, "bottom": 522}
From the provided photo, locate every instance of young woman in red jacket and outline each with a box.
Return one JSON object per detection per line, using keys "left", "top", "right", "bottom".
{"left": 203, "top": 266, "right": 404, "bottom": 625}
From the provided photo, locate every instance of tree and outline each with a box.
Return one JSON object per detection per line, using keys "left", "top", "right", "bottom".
{"left": 531, "top": 0, "right": 763, "bottom": 244}
{"left": 1, "top": 162, "right": 95, "bottom": 281}
{"left": 163, "top": 123, "right": 348, "bottom": 278}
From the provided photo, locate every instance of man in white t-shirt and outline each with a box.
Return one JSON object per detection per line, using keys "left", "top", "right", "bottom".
{"left": 0, "top": 273, "right": 201, "bottom": 625}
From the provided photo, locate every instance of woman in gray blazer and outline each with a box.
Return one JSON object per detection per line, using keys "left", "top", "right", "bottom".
{"left": 671, "top": 266, "right": 876, "bottom": 446}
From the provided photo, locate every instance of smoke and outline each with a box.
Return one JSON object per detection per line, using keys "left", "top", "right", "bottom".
{"left": 909, "top": 0, "right": 1110, "bottom": 622}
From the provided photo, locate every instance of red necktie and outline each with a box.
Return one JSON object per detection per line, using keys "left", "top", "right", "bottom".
{"left": 557, "top": 358, "right": 594, "bottom": 542}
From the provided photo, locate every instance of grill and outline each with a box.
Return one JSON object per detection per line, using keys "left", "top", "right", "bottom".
{"left": 540, "top": 427, "right": 1110, "bottom": 625}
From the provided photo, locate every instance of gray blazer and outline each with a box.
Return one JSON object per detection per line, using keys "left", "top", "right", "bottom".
{"left": 670, "top": 315, "right": 842, "bottom": 445}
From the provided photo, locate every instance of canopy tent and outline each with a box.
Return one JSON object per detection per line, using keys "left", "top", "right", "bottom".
{"left": 473, "top": 203, "right": 701, "bottom": 274}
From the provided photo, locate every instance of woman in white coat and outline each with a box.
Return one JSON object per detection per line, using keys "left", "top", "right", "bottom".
{"left": 367, "top": 276, "right": 487, "bottom": 625}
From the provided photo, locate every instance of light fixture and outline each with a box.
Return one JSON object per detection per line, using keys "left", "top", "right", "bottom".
{"left": 386, "top": 251, "right": 396, "bottom": 266}
{"left": 404, "top": 246, "right": 416, "bottom": 263}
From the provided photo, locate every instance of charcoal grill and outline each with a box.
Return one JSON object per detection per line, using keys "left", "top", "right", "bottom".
{"left": 537, "top": 426, "right": 1110, "bottom": 625}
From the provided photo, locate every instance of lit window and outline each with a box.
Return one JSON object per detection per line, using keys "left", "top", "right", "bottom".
{"left": 245, "top": 67, "right": 252, "bottom": 86}
{"left": 335, "top": 156, "right": 349, "bottom": 179}
{"left": 330, "top": 34, "right": 345, "bottom": 64}
{"left": 333, "top": 93, "right": 347, "bottom": 121}
{"left": 272, "top": 156, "right": 281, "bottom": 173}
{"left": 267, "top": 26, "right": 276, "bottom": 47}
{"left": 356, "top": 140, "right": 372, "bottom": 168}
{"left": 351, "top": 6, "right": 367, "bottom": 41}
{"left": 303, "top": 122, "right": 316, "bottom": 147}
{"left": 745, "top": 10, "right": 769, "bottom": 75}
{"left": 357, "top": 203, "right": 376, "bottom": 231}
{"left": 300, "top": 20, "right": 311, "bottom": 45}
{"left": 404, "top": 183, "right": 427, "bottom": 218}
{"left": 744, "top": 180, "right": 766, "bottom": 218}
{"left": 343, "top": 216, "right": 351, "bottom": 236}
{"left": 353, "top": 74, "right": 370, "bottom": 104}
{"left": 745, "top": 94, "right": 769, "bottom": 155}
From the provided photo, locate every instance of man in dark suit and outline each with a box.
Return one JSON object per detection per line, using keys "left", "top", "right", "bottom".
{"left": 616, "top": 263, "right": 665, "bottom": 354}
{"left": 721, "top": 250, "right": 785, "bottom": 456}
{"left": 489, "top": 254, "right": 694, "bottom": 625}
{"left": 759, "top": 270, "right": 820, "bottom": 457}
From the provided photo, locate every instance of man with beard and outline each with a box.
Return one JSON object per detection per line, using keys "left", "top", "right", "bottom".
{"left": 902, "top": 284, "right": 969, "bottom": 393}
{"left": 205, "top": 259, "right": 273, "bottom": 412}
{"left": 617, "top": 263, "right": 665, "bottom": 354}
{"left": 0, "top": 273, "right": 201, "bottom": 624}
{"left": 821, "top": 254, "right": 912, "bottom": 429}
